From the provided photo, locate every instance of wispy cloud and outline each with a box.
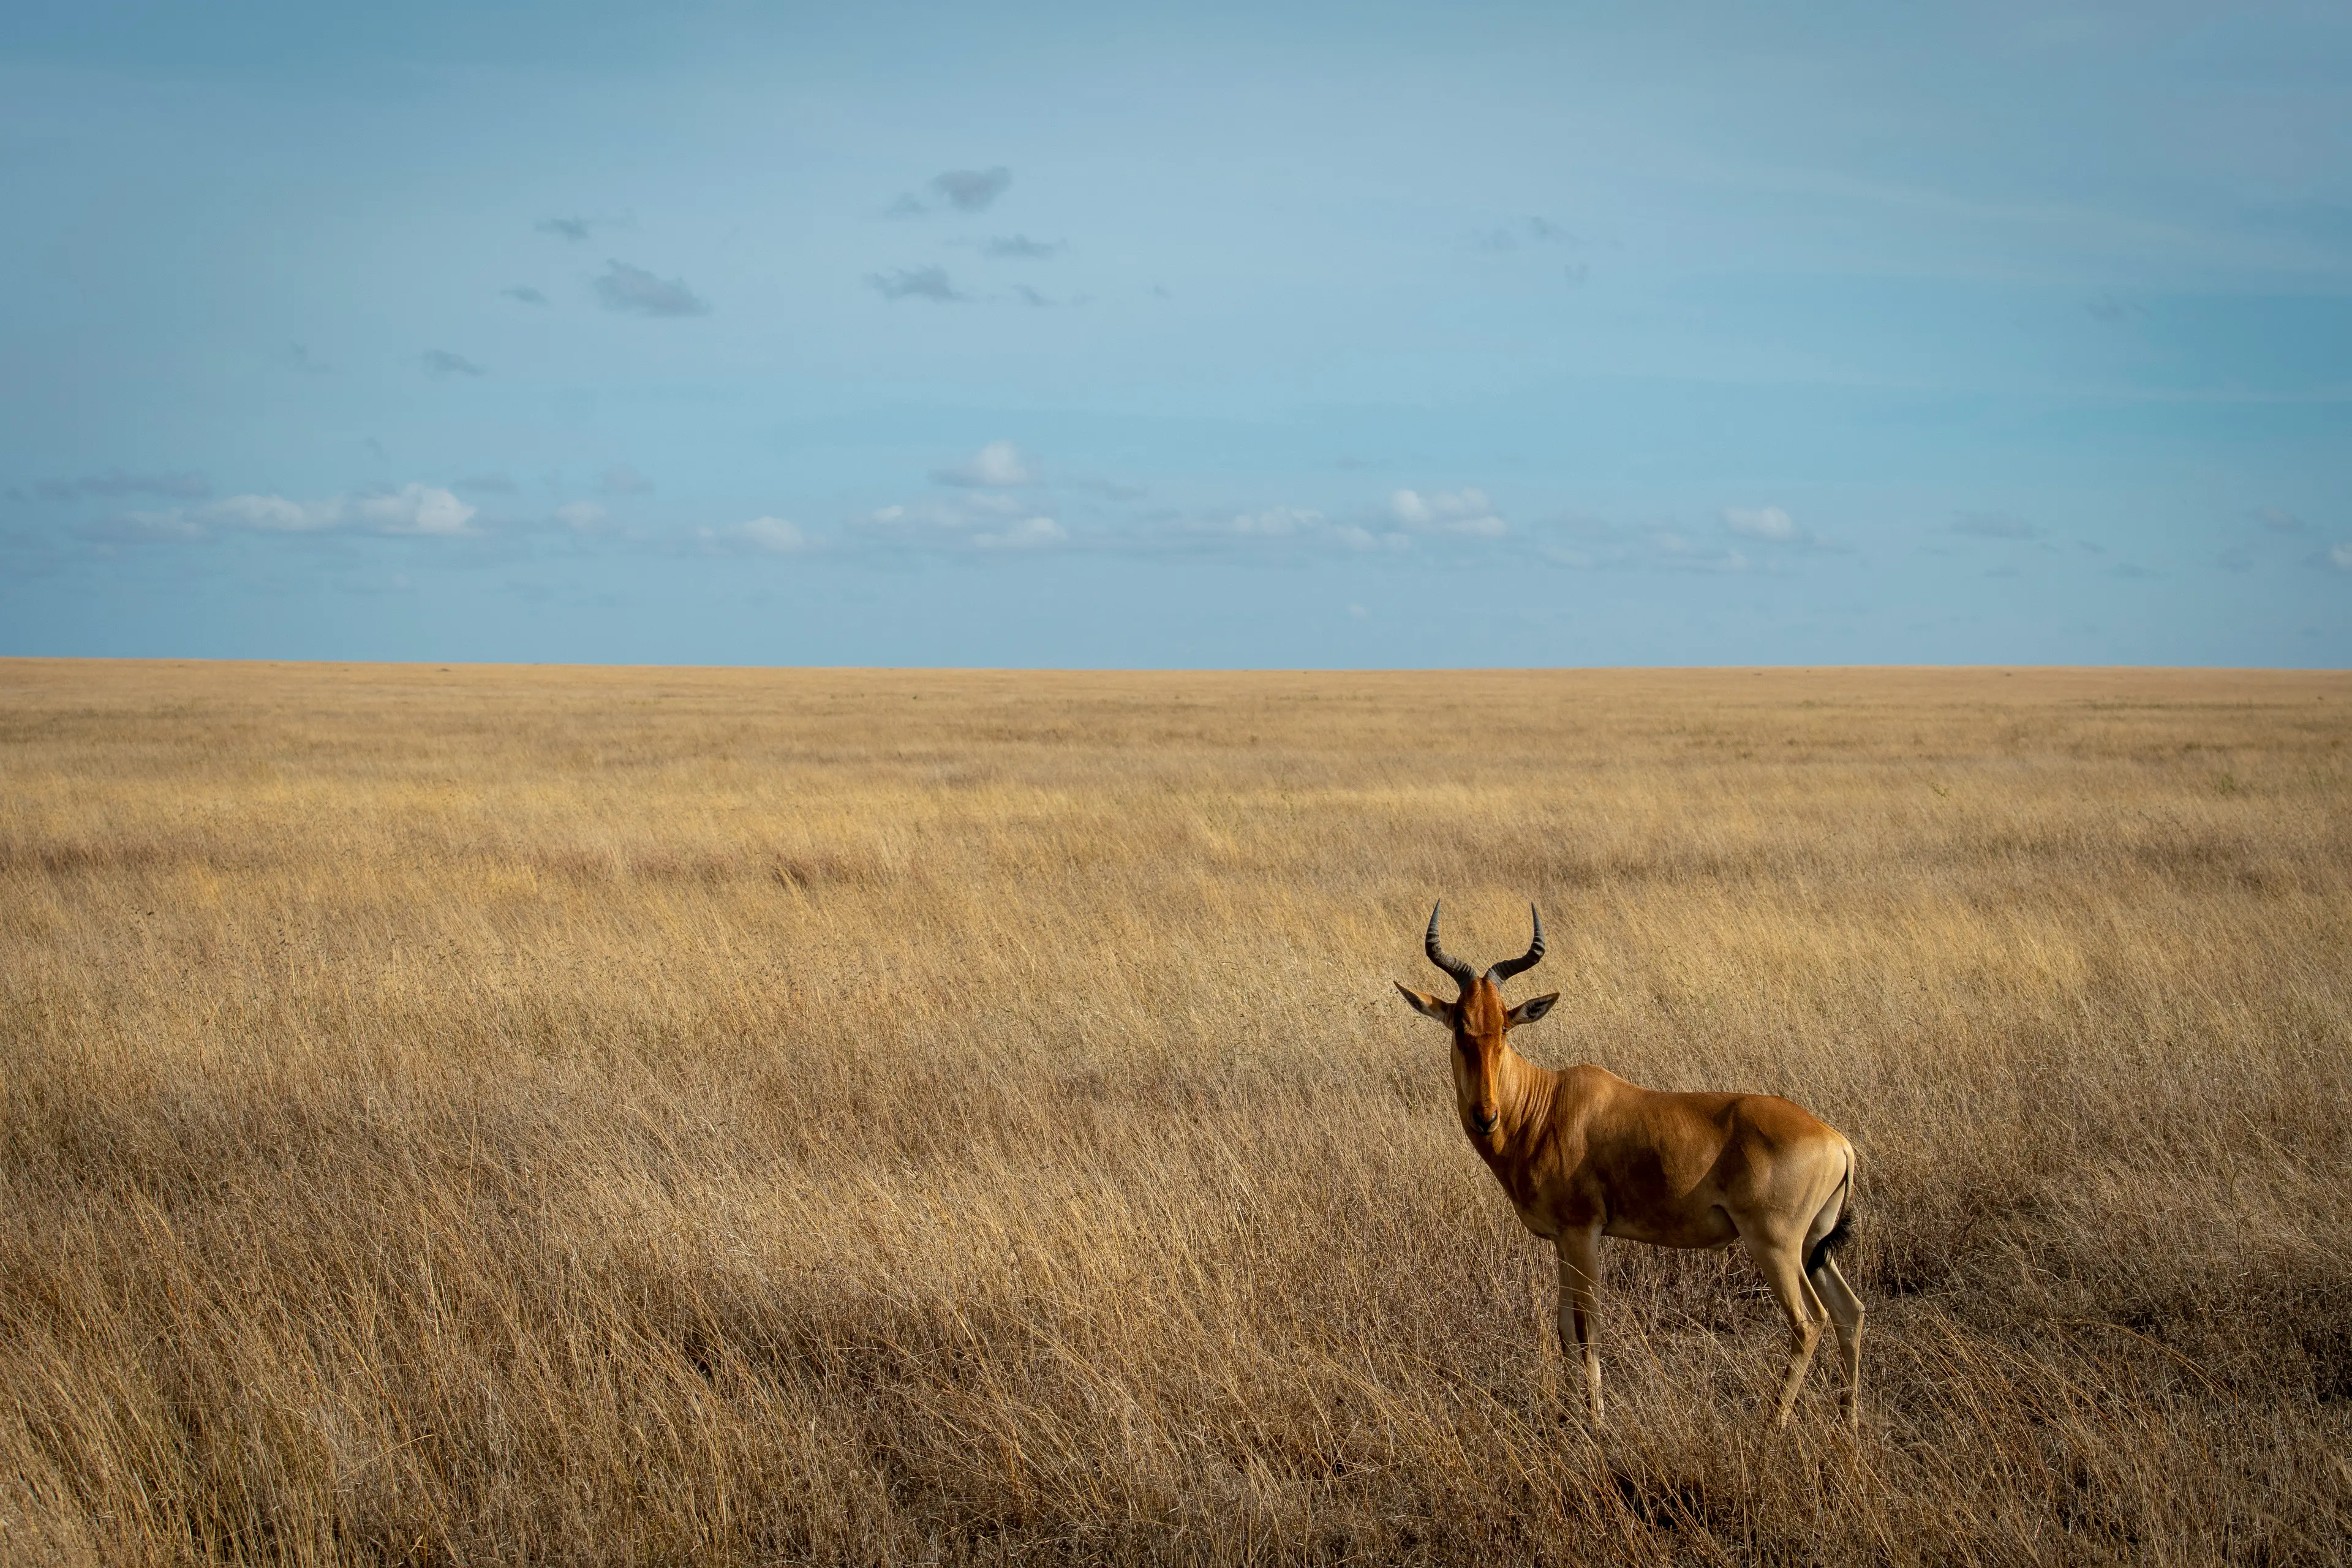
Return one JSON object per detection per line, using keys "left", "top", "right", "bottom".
{"left": 423, "top": 349, "right": 486, "bottom": 378}
{"left": 1159, "top": 507, "right": 1410, "bottom": 557}
{"left": 35, "top": 469, "right": 210, "bottom": 503}
{"left": 932, "top": 440, "right": 1035, "bottom": 488}
{"left": 457, "top": 472, "right": 516, "bottom": 494}
{"left": 932, "top": 167, "right": 1010, "bottom": 212}
{"left": 77, "top": 511, "right": 208, "bottom": 544}
{"left": 1535, "top": 514, "right": 1762, "bottom": 574}
{"left": 598, "top": 463, "right": 652, "bottom": 495}
{"left": 89, "top": 483, "right": 478, "bottom": 543}
{"left": 888, "top": 167, "right": 1013, "bottom": 217}
{"left": 868, "top": 266, "right": 967, "bottom": 303}
{"left": 281, "top": 341, "right": 333, "bottom": 375}
{"left": 694, "top": 516, "right": 813, "bottom": 555}
{"left": 2252, "top": 506, "right": 2305, "bottom": 533}
{"left": 536, "top": 215, "right": 631, "bottom": 244}
{"left": 1946, "top": 513, "right": 2046, "bottom": 540}
{"left": 972, "top": 516, "right": 1064, "bottom": 550}
{"left": 984, "top": 234, "right": 1061, "bottom": 259}
{"left": 1723, "top": 505, "right": 1798, "bottom": 540}
{"left": 1469, "top": 216, "right": 1564, "bottom": 253}
{"left": 205, "top": 492, "right": 338, "bottom": 532}
{"left": 2327, "top": 542, "right": 2352, "bottom": 572}
{"left": 592, "top": 260, "right": 710, "bottom": 317}
{"left": 500, "top": 285, "right": 548, "bottom": 306}
{"left": 1722, "top": 505, "right": 1844, "bottom": 552}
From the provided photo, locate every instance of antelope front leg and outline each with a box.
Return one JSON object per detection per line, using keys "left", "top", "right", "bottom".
{"left": 1555, "top": 1227, "right": 1605, "bottom": 1425}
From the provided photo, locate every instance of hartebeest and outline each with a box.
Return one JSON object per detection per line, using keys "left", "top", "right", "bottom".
{"left": 1396, "top": 903, "right": 1864, "bottom": 1430}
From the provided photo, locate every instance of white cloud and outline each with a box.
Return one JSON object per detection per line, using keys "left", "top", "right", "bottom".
{"left": 1392, "top": 487, "right": 1505, "bottom": 537}
{"left": 1724, "top": 505, "right": 1798, "bottom": 540}
{"left": 2330, "top": 542, "right": 2352, "bottom": 571}
{"left": 862, "top": 497, "right": 974, "bottom": 532}
{"left": 932, "top": 440, "right": 1035, "bottom": 488}
{"left": 598, "top": 463, "right": 652, "bottom": 495}
{"left": 738, "top": 516, "right": 811, "bottom": 552}
{"left": 973, "top": 516, "right": 1065, "bottom": 549}
{"left": 554, "top": 502, "right": 607, "bottom": 530}
{"left": 347, "top": 484, "right": 475, "bottom": 535}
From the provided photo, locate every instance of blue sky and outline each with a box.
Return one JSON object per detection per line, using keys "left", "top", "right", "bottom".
{"left": 3, "top": 1, "right": 2347, "bottom": 666}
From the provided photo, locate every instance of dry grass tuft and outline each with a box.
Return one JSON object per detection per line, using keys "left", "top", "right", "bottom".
{"left": 2, "top": 660, "right": 2348, "bottom": 1564}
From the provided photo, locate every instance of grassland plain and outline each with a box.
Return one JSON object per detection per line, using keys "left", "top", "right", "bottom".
{"left": 1, "top": 659, "right": 2348, "bottom": 1566}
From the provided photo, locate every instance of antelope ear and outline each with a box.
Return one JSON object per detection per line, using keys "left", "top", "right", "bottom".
{"left": 1394, "top": 982, "right": 1454, "bottom": 1023}
{"left": 1506, "top": 992, "right": 1560, "bottom": 1028}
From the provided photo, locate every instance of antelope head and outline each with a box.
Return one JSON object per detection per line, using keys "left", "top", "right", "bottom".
{"left": 1395, "top": 902, "right": 1559, "bottom": 1141}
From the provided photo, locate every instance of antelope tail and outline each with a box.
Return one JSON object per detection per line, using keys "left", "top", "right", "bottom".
{"left": 1806, "top": 1158, "right": 1856, "bottom": 1276}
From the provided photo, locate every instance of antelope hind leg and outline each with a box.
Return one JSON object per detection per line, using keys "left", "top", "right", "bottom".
{"left": 1809, "top": 1254, "right": 1865, "bottom": 1431}
{"left": 1743, "top": 1234, "right": 1826, "bottom": 1427}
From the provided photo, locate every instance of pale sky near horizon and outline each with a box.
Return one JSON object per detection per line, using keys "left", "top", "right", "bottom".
{"left": 3, "top": 1, "right": 2347, "bottom": 667}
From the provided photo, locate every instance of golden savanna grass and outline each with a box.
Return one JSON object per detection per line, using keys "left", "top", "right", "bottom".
{"left": 2, "top": 658, "right": 2349, "bottom": 1565}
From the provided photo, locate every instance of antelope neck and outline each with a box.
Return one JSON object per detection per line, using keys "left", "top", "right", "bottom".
{"left": 1482, "top": 1046, "right": 1559, "bottom": 1144}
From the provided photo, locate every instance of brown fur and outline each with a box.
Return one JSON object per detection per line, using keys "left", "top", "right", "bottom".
{"left": 1400, "top": 919, "right": 1866, "bottom": 1431}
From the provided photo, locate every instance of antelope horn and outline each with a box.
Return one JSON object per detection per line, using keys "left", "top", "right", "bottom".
{"left": 1485, "top": 903, "right": 1547, "bottom": 984}
{"left": 1424, "top": 901, "right": 1479, "bottom": 991}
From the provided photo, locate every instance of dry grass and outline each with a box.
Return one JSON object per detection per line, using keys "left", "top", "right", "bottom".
{"left": 2, "top": 658, "right": 2348, "bottom": 1566}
